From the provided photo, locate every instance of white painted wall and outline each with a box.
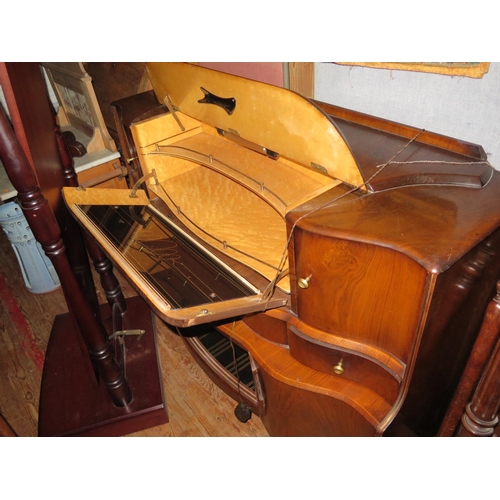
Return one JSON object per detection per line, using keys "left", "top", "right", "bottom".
{"left": 314, "top": 62, "right": 500, "bottom": 169}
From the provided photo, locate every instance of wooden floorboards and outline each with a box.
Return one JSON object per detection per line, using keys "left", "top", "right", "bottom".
{"left": 0, "top": 229, "right": 268, "bottom": 437}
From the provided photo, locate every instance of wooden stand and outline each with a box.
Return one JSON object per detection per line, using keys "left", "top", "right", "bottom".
{"left": 39, "top": 296, "right": 167, "bottom": 437}
{"left": 0, "top": 62, "right": 168, "bottom": 437}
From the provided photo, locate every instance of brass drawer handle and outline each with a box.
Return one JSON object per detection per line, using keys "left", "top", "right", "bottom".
{"left": 298, "top": 274, "right": 312, "bottom": 289}
{"left": 333, "top": 361, "right": 344, "bottom": 375}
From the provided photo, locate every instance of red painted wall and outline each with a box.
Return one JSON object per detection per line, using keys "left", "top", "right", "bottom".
{"left": 198, "top": 63, "right": 284, "bottom": 87}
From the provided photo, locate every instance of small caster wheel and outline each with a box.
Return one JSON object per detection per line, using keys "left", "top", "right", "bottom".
{"left": 234, "top": 402, "right": 252, "bottom": 423}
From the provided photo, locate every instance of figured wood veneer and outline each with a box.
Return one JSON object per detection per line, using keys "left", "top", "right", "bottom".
{"left": 217, "top": 320, "right": 391, "bottom": 435}
{"left": 146, "top": 62, "right": 364, "bottom": 187}
{"left": 130, "top": 112, "right": 341, "bottom": 292}
{"left": 292, "top": 228, "right": 428, "bottom": 363}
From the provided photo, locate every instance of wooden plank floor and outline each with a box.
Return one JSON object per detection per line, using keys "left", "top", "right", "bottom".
{"left": 0, "top": 227, "right": 268, "bottom": 437}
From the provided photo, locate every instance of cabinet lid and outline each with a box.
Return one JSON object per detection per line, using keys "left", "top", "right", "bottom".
{"left": 146, "top": 62, "right": 364, "bottom": 188}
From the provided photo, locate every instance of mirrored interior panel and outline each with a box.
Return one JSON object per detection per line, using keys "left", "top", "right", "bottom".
{"left": 80, "top": 203, "right": 256, "bottom": 309}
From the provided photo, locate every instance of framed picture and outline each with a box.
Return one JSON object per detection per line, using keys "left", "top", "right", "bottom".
{"left": 336, "top": 62, "right": 490, "bottom": 78}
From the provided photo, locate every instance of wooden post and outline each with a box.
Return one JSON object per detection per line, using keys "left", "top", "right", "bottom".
{"left": 54, "top": 122, "right": 128, "bottom": 314}
{"left": 0, "top": 106, "right": 132, "bottom": 408}
{"left": 438, "top": 281, "right": 500, "bottom": 436}
{"left": 455, "top": 325, "right": 500, "bottom": 436}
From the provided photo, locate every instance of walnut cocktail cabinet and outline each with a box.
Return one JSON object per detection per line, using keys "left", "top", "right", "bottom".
{"left": 63, "top": 62, "right": 500, "bottom": 436}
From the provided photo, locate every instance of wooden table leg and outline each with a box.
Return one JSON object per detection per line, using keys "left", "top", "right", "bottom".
{"left": 455, "top": 330, "right": 500, "bottom": 437}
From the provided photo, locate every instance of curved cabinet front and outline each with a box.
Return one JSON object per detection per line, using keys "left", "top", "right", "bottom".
{"left": 288, "top": 325, "right": 401, "bottom": 405}
{"left": 291, "top": 227, "right": 428, "bottom": 366}
{"left": 216, "top": 317, "right": 392, "bottom": 436}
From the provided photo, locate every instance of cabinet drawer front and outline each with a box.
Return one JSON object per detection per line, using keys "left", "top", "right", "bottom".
{"left": 289, "top": 326, "right": 400, "bottom": 404}
{"left": 293, "top": 228, "right": 427, "bottom": 363}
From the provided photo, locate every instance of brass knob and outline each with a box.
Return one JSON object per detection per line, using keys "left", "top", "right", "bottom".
{"left": 298, "top": 274, "right": 312, "bottom": 289}
{"left": 333, "top": 361, "right": 344, "bottom": 375}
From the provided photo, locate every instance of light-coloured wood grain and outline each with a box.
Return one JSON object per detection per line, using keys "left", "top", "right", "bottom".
{"left": 130, "top": 113, "right": 339, "bottom": 293}
{"left": 63, "top": 186, "right": 149, "bottom": 206}
{"left": 146, "top": 62, "right": 363, "bottom": 187}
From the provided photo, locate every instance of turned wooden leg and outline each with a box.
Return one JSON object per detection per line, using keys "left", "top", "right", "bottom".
{"left": 455, "top": 330, "right": 500, "bottom": 437}
{"left": 54, "top": 122, "right": 127, "bottom": 314}
{"left": 51, "top": 121, "right": 102, "bottom": 318}
{"left": 438, "top": 280, "right": 500, "bottom": 436}
{"left": 0, "top": 107, "right": 132, "bottom": 407}
{"left": 85, "top": 235, "right": 128, "bottom": 313}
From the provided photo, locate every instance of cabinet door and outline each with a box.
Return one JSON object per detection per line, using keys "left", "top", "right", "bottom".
{"left": 292, "top": 227, "right": 428, "bottom": 364}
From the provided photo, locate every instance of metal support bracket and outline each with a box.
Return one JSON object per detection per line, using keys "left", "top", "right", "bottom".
{"left": 129, "top": 168, "right": 159, "bottom": 198}
{"left": 163, "top": 94, "right": 185, "bottom": 131}
{"left": 109, "top": 329, "right": 146, "bottom": 344}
